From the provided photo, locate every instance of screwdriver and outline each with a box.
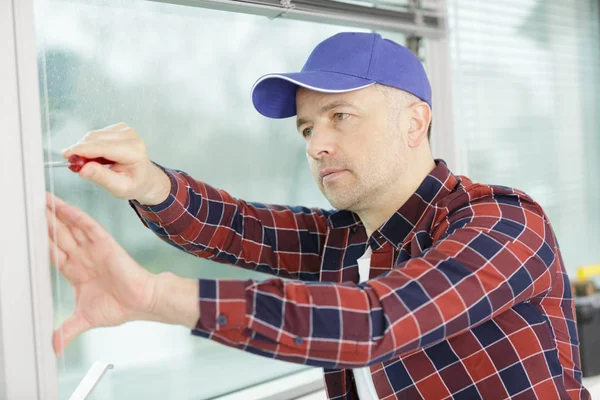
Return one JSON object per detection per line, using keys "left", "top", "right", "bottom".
{"left": 44, "top": 155, "right": 114, "bottom": 173}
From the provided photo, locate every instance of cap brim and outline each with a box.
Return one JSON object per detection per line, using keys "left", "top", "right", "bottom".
{"left": 251, "top": 71, "right": 375, "bottom": 119}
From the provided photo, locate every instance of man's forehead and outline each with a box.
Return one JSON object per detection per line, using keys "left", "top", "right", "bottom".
{"left": 295, "top": 87, "right": 364, "bottom": 113}
{"left": 295, "top": 85, "right": 370, "bottom": 100}
{"left": 296, "top": 87, "right": 344, "bottom": 102}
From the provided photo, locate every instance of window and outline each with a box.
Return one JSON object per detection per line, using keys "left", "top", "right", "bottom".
{"left": 35, "top": 0, "right": 416, "bottom": 398}
{"left": 3, "top": 0, "right": 443, "bottom": 397}
{"left": 448, "top": 0, "right": 600, "bottom": 275}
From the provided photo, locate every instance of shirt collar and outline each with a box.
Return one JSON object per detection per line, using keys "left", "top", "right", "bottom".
{"left": 327, "top": 159, "right": 460, "bottom": 248}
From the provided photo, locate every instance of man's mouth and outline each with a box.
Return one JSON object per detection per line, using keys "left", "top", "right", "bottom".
{"left": 320, "top": 168, "right": 348, "bottom": 181}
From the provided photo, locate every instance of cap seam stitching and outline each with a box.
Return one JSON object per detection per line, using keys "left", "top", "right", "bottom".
{"left": 365, "top": 35, "right": 377, "bottom": 77}
{"left": 299, "top": 69, "right": 374, "bottom": 80}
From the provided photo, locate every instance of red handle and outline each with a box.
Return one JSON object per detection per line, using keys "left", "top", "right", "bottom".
{"left": 68, "top": 155, "right": 114, "bottom": 172}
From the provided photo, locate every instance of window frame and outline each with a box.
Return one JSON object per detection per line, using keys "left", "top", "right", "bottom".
{"left": 0, "top": 0, "right": 452, "bottom": 399}
{"left": 148, "top": 0, "right": 446, "bottom": 37}
{"left": 425, "top": 0, "right": 458, "bottom": 172}
{"left": 0, "top": 0, "right": 58, "bottom": 398}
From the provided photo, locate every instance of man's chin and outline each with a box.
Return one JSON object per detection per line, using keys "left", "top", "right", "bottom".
{"left": 319, "top": 183, "right": 362, "bottom": 210}
{"left": 324, "top": 194, "right": 358, "bottom": 211}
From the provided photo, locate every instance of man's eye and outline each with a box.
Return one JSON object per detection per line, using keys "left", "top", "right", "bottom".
{"left": 334, "top": 113, "right": 349, "bottom": 121}
{"left": 302, "top": 127, "right": 313, "bottom": 138}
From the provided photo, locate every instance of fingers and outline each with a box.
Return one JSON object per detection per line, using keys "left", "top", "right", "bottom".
{"left": 53, "top": 313, "right": 92, "bottom": 357}
{"left": 46, "top": 192, "right": 108, "bottom": 244}
{"left": 77, "top": 161, "right": 133, "bottom": 198}
{"left": 58, "top": 123, "right": 152, "bottom": 199}
{"left": 47, "top": 193, "right": 89, "bottom": 244}
{"left": 62, "top": 138, "right": 146, "bottom": 165}
{"left": 59, "top": 124, "right": 148, "bottom": 198}
{"left": 48, "top": 235, "right": 67, "bottom": 269}
{"left": 61, "top": 123, "right": 145, "bottom": 164}
{"left": 46, "top": 203, "right": 78, "bottom": 255}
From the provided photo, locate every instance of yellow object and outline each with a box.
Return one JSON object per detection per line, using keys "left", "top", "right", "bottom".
{"left": 577, "top": 264, "right": 600, "bottom": 280}
{"left": 572, "top": 264, "right": 600, "bottom": 297}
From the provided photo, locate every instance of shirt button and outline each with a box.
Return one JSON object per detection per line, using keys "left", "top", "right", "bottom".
{"left": 217, "top": 313, "right": 228, "bottom": 326}
{"left": 295, "top": 337, "right": 304, "bottom": 345}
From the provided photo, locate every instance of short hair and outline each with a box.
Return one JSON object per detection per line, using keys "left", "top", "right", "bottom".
{"left": 375, "top": 84, "right": 432, "bottom": 141}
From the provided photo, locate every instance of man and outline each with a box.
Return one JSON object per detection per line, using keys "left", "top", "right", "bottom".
{"left": 47, "top": 32, "right": 589, "bottom": 399}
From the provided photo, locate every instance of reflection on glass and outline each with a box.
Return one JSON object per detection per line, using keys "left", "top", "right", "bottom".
{"left": 448, "top": 0, "right": 600, "bottom": 274}
{"left": 35, "top": 0, "right": 400, "bottom": 398}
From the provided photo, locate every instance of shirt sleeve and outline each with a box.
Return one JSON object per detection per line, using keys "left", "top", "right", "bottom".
{"left": 191, "top": 191, "right": 557, "bottom": 369}
{"left": 129, "top": 163, "right": 331, "bottom": 280}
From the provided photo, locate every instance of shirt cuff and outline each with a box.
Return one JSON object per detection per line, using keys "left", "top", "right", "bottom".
{"left": 193, "top": 279, "right": 252, "bottom": 332}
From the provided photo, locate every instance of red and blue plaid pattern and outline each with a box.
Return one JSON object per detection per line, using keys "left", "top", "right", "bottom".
{"left": 130, "top": 160, "right": 589, "bottom": 399}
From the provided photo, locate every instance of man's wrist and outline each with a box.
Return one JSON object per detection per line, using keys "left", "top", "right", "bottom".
{"left": 137, "top": 164, "right": 172, "bottom": 206}
{"left": 151, "top": 272, "right": 199, "bottom": 329}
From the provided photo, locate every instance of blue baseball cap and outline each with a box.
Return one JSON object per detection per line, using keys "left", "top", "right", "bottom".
{"left": 251, "top": 32, "right": 432, "bottom": 119}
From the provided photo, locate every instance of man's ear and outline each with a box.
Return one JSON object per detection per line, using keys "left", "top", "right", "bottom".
{"left": 407, "top": 102, "right": 431, "bottom": 148}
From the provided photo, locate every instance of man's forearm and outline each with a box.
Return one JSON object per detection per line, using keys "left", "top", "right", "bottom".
{"left": 151, "top": 272, "right": 199, "bottom": 329}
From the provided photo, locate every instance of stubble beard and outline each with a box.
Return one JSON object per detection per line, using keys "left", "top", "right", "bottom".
{"left": 320, "top": 175, "right": 372, "bottom": 212}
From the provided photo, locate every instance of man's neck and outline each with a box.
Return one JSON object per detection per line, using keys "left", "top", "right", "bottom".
{"left": 359, "top": 158, "right": 436, "bottom": 239}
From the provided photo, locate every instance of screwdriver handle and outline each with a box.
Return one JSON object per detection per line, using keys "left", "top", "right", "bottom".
{"left": 68, "top": 155, "right": 114, "bottom": 173}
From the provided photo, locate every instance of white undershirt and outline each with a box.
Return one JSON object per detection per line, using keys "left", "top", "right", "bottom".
{"left": 352, "top": 247, "right": 379, "bottom": 400}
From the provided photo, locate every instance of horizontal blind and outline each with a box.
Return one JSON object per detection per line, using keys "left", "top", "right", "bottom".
{"left": 448, "top": 0, "right": 600, "bottom": 274}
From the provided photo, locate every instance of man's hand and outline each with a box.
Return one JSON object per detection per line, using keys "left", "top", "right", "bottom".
{"left": 61, "top": 122, "right": 171, "bottom": 206}
{"left": 46, "top": 192, "right": 199, "bottom": 356}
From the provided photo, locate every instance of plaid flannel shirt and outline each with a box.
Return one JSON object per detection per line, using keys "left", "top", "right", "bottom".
{"left": 130, "top": 160, "right": 589, "bottom": 400}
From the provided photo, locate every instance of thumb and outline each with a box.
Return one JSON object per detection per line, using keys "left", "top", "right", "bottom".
{"left": 53, "top": 313, "right": 92, "bottom": 357}
{"left": 79, "top": 162, "right": 131, "bottom": 198}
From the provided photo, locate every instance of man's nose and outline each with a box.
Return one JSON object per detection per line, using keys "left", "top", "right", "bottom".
{"left": 306, "top": 126, "right": 336, "bottom": 160}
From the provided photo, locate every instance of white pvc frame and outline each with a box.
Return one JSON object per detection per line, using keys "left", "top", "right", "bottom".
{"left": 426, "top": 0, "right": 458, "bottom": 172}
{"left": 0, "top": 0, "right": 454, "bottom": 399}
{"left": 0, "top": 0, "right": 58, "bottom": 399}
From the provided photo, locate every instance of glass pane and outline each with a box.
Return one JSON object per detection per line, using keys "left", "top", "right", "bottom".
{"left": 448, "top": 0, "right": 600, "bottom": 275}
{"left": 34, "top": 0, "right": 375, "bottom": 398}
